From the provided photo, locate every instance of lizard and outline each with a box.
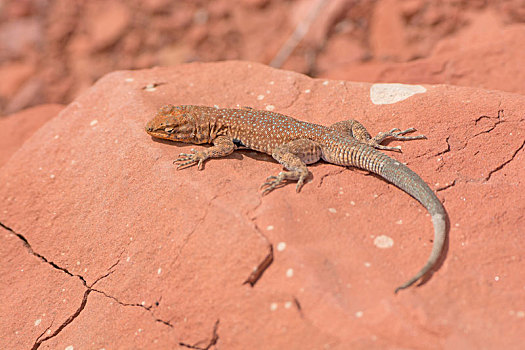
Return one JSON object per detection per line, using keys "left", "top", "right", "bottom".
{"left": 145, "top": 104, "right": 447, "bottom": 293}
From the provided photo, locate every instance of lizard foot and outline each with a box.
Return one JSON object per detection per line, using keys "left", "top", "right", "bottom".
{"left": 368, "top": 128, "right": 426, "bottom": 151}
{"left": 260, "top": 171, "right": 306, "bottom": 195}
{"left": 174, "top": 150, "right": 208, "bottom": 170}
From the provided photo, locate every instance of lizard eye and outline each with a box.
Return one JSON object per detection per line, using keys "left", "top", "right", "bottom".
{"left": 165, "top": 127, "right": 174, "bottom": 133}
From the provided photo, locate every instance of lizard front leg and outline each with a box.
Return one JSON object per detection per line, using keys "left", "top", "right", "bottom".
{"left": 175, "top": 135, "right": 236, "bottom": 170}
{"left": 261, "top": 139, "right": 322, "bottom": 194}
{"left": 330, "top": 119, "right": 426, "bottom": 151}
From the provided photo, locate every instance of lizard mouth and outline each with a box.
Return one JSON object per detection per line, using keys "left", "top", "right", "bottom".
{"left": 145, "top": 124, "right": 172, "bottom": 139}
{"left": 145, "top": 126, "right": 195, "bottom": 142}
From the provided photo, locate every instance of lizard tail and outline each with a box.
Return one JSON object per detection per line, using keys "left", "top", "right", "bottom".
{"left": 341, "top": 145, "right": 447, "bottom": 293}
{"left": 377, "top": 154, "right": 447, "bottom": 293}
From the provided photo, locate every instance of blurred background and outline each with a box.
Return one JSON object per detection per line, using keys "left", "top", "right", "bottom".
{"left": 1, "top": 0, "right": 524, "bottom": 116}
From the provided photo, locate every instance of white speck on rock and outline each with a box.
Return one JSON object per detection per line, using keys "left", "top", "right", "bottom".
{"left": 144, "top": 84, "right": 156, "bottom": 91}
{"left": 34, "top": 319, "right": 41, "bottom": 326}
{"left": 355, "top": 311, "right": 363, "bottom": 318}
{"left": 266, "top": 225, "right": 274, "bottom": 231}
{"left": 304, "top": 89, "right": 311, "bottom": 93}
{"left": 370, "top": 83, "right": 426, "bottom": 105}
{"left": 65, "top": 346, "right": 74, "bottom": 350}
{"left": 374, "top": 235, "right": 394, "bottom": 249}
{"left": 328, "top": 208, "right": 337, "bottom": 213}
{"left": 270, "top": 302, "right": 278, "bottom": 311}
{"left": 277, "top": 242, "right": 286, "bottom": 251}
{"left": 90, "top": 120, "right": 98, "bottom": 126}
{"left": 286, "top": 268, "right": 294, "bottom": 277}
{"left": 125, "top": 78, "right": 134, "bottom": 82}
{"left": 257, "top": 94, "right": 265, "bottom": 100}
{"left": 265, "top": 105, "right": 275, "bottom": 111}
{"left": 157, "top": 268, "right": 162, "bottom": 275}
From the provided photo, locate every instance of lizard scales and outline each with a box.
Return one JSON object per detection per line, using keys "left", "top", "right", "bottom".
{"left": 146, "top": 105, "right": 447, "bottom": 293}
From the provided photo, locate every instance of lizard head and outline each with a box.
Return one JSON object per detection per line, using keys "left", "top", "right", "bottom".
{"left": 146, "top": 105, "right": 202, "bottom": 143}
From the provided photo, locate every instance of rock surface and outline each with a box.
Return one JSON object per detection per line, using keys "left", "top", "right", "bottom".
{"left": 0, "top": 104, "right": 64, "bottom": 167}
{"left": 1, "top": 62, "right": 524, "bottom": 349}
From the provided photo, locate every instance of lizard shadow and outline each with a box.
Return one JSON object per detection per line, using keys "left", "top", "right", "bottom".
{"left": 149, "top": 137, "right": 281, "bottom": 167}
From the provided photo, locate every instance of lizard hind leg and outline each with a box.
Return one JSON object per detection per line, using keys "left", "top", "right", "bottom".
{"left": 261, "top": 139, "right": 322, "bottom": 195}
{"left": 367, "top": 127, "right": 426, "bottom": 151}
{"left": 330, "top": 119, "right": 426, "bottom": 152}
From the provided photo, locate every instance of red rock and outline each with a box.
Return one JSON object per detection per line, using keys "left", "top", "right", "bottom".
{"left": 0, "top": 62, "right": 524, "bottom": 349}
{"left": 0, "top": 18, "right": 41, "bottom": 60}
{"left": 0, "top": 226, "right": 86, "bottom": 350}
{"left": 369, "top": 0, "right": 408, "bottom": 61}
{"left": 0, "top": 104, "right": 64, "bottom": 167}
{"left": 0, "top": 62, "right": 35, "bottom": 100}
{"left": 320, "top": 9, "right": 525, "bottom": 95}
{"left": 84, "top": 1, "right": 131, "bottom": 51}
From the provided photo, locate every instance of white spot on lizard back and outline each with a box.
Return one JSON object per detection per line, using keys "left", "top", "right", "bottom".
{"left": 370, "top": 83, "right": 426, "bottom": 105}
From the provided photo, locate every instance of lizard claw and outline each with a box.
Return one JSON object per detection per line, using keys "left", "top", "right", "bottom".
{"left": 260, "top": 171, "right": 307, "bottom": 194}
{"left": 368, "top": 127, "right": 426, "bottom": 152}
{"left": 174, "top": 151, "right": 207, "bottom": 170}
{"left": 260, "top": 173, "right": 285, "bottom": 195}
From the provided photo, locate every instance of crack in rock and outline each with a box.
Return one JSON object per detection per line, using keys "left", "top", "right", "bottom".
{"left": 434, "top": 136, "right": 451, "bottom": 157}
{"left": 472, "top": 109, "right": 504, "bottom": 138}
{"left": 172, "top": 194, "right": 218, "bottom": 267}
{"left": 486, "top": 139, "right": 525, "bottom": 181}
{"left": 0, "top": 222, "right": 87, "bottom": 285}
{"left": 32, "top": 264, "right": 118, "bottom": 349}
{"left": 243, "top": 244, "right": 274, "bottom": 286}
{"left": 91, "top": 289, "right": 174, "bottom": 328}
{"left": 179, "top": 319, "right": 219, "bottom": 350}
{"left": 1, "top": 222, "right": 174, "bottom": 346}
{"left": 317, "top": 168, "right": 345, "bottom": 188}
{"left": 242, "top": 212, "right": 274, "bottom": 287}
{"left": 436, "top": 179, "right": 456, "bottom": 192}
